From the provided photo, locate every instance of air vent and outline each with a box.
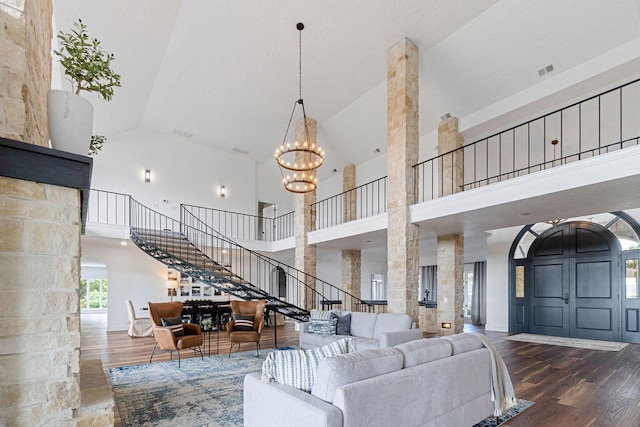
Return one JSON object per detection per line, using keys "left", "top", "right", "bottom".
{"left": 172, "top": 129, "right": 193, "bottom": 139}
{"left": 232, "top": 147, "right": 249, "bottom": 155}
{"left": 537, "top": 64, "right": 554, "bottom": 77}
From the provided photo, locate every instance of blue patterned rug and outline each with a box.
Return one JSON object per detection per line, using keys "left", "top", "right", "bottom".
{"left": 110, "top": 351, "right": 533, "bottom": 427}
{"left": 109, "top": 351, "right": 267, "bottom": 427}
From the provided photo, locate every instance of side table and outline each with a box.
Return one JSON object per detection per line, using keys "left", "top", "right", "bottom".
{"left": 202, "top": 327, "right": 220, "bottom": 356}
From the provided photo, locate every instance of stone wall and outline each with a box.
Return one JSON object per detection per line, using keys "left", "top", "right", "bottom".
{"left": 0, "top": 0, "right": 51, "bottom": 146}
{"left": 0, "top": 176, "right": 82, "bottom": 425}
{"left": 0, "top": 1, "right": 95, "bottom": 425}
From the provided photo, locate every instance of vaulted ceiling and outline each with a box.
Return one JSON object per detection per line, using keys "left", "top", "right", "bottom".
{"left": 52, "top": 0, "right": 640, "bottom": 179}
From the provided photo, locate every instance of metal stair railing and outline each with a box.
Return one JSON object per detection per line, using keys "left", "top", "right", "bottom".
{"left": 129, "top": 197, "right": 312, "bottom": 321}
{"left": 181, "top": 203, "right": 295, "bottom": 241}
{"left": 179, "top": 204, "right": 376, "bottom": 315}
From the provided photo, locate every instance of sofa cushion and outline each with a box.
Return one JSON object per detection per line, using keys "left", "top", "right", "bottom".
{"left": 336, "top": 313, "right": 351, "bottom": 336}
{"left": 311, "top": 347, "right": 403, "bottom": 403}
{"left": 372, "top": 313, "right": 412, "bottom": 340}
{"left": 443, "top": 333, "right": 483, "bottom": 354}
{"left": 394, "top": 338, "right": 452, "bottom": 368}
{"left": 348, "top": 312, "right": 378, "bottom": 339}
{"left": 308, "top": 318, "right": 337, "bottom": 335}
{"left": 261, "top": 338, "right": 355, "bottom": 392}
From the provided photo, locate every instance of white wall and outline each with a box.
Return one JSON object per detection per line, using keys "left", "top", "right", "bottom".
{"left": 82, "top": 237, "right": 169, "bottom": 331}
{"left": 485, "top": 226, "right": 521, "bottom": 332}
{"left": 91, "top": 128, "right": 257, "bottom": 218}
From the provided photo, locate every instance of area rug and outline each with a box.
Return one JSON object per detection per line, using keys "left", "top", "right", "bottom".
{"left": 472, "top": 399, "right": 534, "bottom": 427}
{"left": 506, "top": 333, "right": 628, "bottom": 351}
{"left": 109, "top": 351, "right": 266, "bottom": 427}
{"left": 110, "top": 350, "right": 534, "bottom": 427}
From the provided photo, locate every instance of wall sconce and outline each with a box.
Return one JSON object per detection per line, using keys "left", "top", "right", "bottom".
{"left": 441, "top": 322, "right": 452, "bottom": 329}
{"left": 144, "top": 169, "right": 151, "bottom": 183}
{"left": 220, "top": 185, "right": 226, "bottom": 197}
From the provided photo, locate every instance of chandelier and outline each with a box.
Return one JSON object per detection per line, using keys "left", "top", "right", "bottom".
{"left": 275, "top": 23, "right": 325, "bottom": 194}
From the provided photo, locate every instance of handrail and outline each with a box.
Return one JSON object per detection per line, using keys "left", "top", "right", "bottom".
{"left": 179, "top": 205, "right": 374, "bottom": 312}
{"left": 181, "top": 203, "right": 294, "bottom": 241}
{"left": 312, "top": 176, "right": 387, "bottom": 230}
{"left": 87, "top": 189, "right": 130, "bottom": 226}
{"left": 414, "top": 77, "right": 640, "bottom": 202}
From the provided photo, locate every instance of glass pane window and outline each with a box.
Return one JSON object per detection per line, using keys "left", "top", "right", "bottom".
{"left": 626, "top": 259, "right": 639, "bottom": 299}
{"left": 516, "top": 266, "right": 525, "bottom": 298}
{"left": 80, "top": 279, "right": 88, "bottom": 309}
{"left": 80, "top": 278, "right": 109, "bottom": 309}
{"left": 463, "top": 271, "right": 473, "bottom": 317}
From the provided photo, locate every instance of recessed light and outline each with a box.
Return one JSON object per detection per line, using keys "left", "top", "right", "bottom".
{"left": 120, "top": 240, "right": 128, "bottom": 246}
{"left": 520, "top": 212, "right": 531, "bottom": 216}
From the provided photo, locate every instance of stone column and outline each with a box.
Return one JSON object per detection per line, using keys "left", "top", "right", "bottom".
{"left": 386, "top": 38, "right": 420, "bottom": 323}
{"left": 438, "top": 117, "right": 464, "bottom": 197}
{"left": 341, "top": 164, "right": 361, "bottom": 309}
{"left": 294, "top": 117, "right": 317, "bottom": 310}
{"left": 436, "top": 116, "right": 465, "bottom": 335}
{"left": 437, "top": 234, "right": 464, "bottom": 335}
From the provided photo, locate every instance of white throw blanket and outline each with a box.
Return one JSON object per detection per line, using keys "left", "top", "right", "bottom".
{"left": 470, "top": 333, "right": 518, "bottom": 416}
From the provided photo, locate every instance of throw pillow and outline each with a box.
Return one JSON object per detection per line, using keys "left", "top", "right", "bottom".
{"left": 308, "top": 318, "right": 337, "bottom": 335}
{"left": 336, "top": 313, "right": 352, "bottom": 336}
{"left": 232, "top": 314, "right": 255, "bottom": 331}
{"left": 261, "top": 337, "right": 355, "bottom": 392}
{"left": 310, "top": 308, "right": 339, "bottom": 320}
{"left": 161, "top": 316, "right": 185, "bottom": 337}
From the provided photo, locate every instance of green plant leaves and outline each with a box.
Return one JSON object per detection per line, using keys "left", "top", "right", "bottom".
{"left": 54, "top": 20, "right": 121, "bottom": 101}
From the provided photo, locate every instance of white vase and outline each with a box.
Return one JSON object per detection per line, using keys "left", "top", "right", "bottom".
{"left": 47, "top": 89, "right": 94, "bottom": 156}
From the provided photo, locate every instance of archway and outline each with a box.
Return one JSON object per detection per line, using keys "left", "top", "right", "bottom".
{"left": 509, "top": 212, "right": 640, "bottom": 343}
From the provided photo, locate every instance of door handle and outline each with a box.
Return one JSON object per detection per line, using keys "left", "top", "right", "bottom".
{"left": 563, "top": 293, "right": 569, "bottom": 304}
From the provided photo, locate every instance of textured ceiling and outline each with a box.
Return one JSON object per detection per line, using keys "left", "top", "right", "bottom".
{"left": 52, "top": 0, "right": 640, "bottom": 178}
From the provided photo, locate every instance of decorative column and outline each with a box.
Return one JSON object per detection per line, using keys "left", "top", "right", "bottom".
{"left": 386, "top": 38, "right": 420, "bottom": 323}
{"left": 436, "top": 116, "right": 464, "bottom": 335}
{"left": 294, "top": 117, "right": 317, "bottom": 310}
{"left": 437, "top": 234, "right": 464, "bottom": 335}
{"left": 341, "top": 164, "right": 361, "bottom": 309}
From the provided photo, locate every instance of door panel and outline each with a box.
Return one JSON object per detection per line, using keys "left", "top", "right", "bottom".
{"left": 622, "top": 251, "right": 640, "bottom": 343}
{"left": 571, "top": 257, "right": 619, "bottom": 341}
{"left": 529, "top": 260, "right": 569, "bottom": 336}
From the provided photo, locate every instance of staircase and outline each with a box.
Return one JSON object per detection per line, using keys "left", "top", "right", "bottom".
{"left": 129, "top": 198, "right": 365, "bottom": 322}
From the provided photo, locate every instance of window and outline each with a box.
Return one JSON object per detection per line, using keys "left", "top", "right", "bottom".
{"left": 370, "top": 274, "right": 385, "bottom": 300}
{"left": 80, "top": 279, "right": 108, "bottom": 309}
{"left": 463, "top": 269, "right": 474, "bottom": 318}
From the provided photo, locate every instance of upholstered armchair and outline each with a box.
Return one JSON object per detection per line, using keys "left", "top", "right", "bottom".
{"left": 148, "top": 301, "right": 203, "bottom": 367}
{"left": 226, "top": 300, "right": 266, "bottom": 356}
{"left": 125, "top": 300, "right": 154, "bottom": 337}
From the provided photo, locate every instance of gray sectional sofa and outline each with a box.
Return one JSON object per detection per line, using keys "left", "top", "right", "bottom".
{"left": 299, "top": 311, "right": 424, "bottom": 349}
{"left": 245, "top": 334, "right": 497, "bottom": 427}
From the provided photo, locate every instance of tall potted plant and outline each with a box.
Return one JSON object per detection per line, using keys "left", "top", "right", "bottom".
{"left": 48, "top": 19, "right": 121, "bottom": 156}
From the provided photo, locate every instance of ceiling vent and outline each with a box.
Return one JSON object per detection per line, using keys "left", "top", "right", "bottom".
{"left": 172, "top": 129, "right": 193, "bottom": 139}
{"left": 232, "top": 147, "right": 249, "bottom": 155}
{"left": 537, "top": 64, "right": 554, "bottom": 77}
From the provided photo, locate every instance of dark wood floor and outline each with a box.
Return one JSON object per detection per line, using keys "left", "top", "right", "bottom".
{"left": 81, "top": 314, "right": 640, "bottom": 427}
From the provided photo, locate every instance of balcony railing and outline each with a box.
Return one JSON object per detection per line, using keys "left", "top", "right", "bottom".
{"left": 86, "top": 189, "right": 130, "bottom": 226}
{"left": 86, "top": 190, "right": 295, "bottom": 241}
{"left": 312, "top": 176, "right": 387, "bottom": 230}
{"left": 415, "top": 77, "right": 640, "bottom": 202}
{"left": 181, "top": 204, "right": 294, "bottom": 241}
